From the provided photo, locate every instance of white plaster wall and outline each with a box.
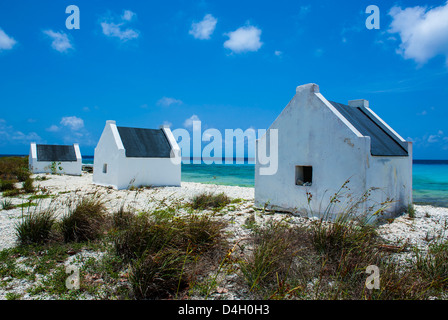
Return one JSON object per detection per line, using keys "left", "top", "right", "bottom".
{"left": 116, "top": 157, "right": 181, "bottom": 189}
{"left": 93, "top": 121, "right": 181, "bottom": 190}
{"left": 255, "top": 84, "right": 372, "bottom": 218}
{"left": 362, "top": 107, "right": 413, "bottom": 216}
{"left": 93, "top": 121, "right": 124, "bottom": 188}
{"left": 29, "top": 143, "right": 82, "bottom": 176}
{"left": 365, "top": 142, "right": 413, "bottom": 217}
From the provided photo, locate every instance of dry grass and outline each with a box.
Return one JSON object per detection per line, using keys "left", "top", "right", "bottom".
{"left": 15, "top": 209, "right": 56, "bottom": 245}
{"left": 112, "top": 206, "right": 228, "bottom": 299}
{"left": 189, "top": 192, "right": 231, "bottom": 210}
{"left": 60, "top": 195, "right": 107, "bottom": 243}
{"left": 0, "top": 156, "right": 30, "bottom": 182}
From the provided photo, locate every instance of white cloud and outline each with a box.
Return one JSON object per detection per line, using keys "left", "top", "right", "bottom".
{"left": 274, "top": 50, "right": 283, "bottom": 56}
{"left": 0, "top": 28, "right": 16, "bottom": 51}
{"left": 157, "top": 97, "right": 183, "bottom": 107}
{"left": 428, "top": 134, "right": 439, "bottom": 143}
{"left": 0, "top": 119, "right": 42, "bottom": 146}
{"left": 388, "top": 2, "right": 448, "bottom": 65}
{"left": 189, "top": 14, "right": 217, "bottom": 40}
{"left": 411, "top": 129, "right": 448, "bottom": 150}
{"left": 224, "top": 25, "right": 263, "bottom": 53}
{"left": 46, "top": 125, "right": 60, "bottom": 132}
{"left": 122, "top": 10, "right": 136, "bottom": 22}
{"left": 101, "top": 22, "right": 139, "bottom": 41}
{"left": 101, "top": 10, "right": 139, "bottom": 42}
{"left": 60, "top": 116, "right": 84, "bottom": 131}
{"left": 43, "top": 30, "right": 73, "bottom": 53}
{"left": 46, "top": 116, "right": 95, "bottom": 145}
{"left": 184, "top": 115, "right": 200, "bottom": 128}
{"left": 162, "top": 121, "right": 172, "bottom": 128}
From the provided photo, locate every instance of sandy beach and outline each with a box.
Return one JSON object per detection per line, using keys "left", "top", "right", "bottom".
{"left": 2, "top": 173, "right": 448, "bottom": 250}
{"left": 1, "top": 172, "right": 448, "bottom": 300}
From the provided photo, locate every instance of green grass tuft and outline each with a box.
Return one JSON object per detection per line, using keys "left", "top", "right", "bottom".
{"left": 15, "top": 209, "right": 56, "bottom": 245}
{"left": 61, "top": 195, "right": 107, "bottom": 243}
{"left": 189, "top": 192, "right": 231, "bottom": 210}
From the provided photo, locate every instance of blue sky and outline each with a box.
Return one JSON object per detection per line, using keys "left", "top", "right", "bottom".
{"left": 0, "top": 0, "right": 448, "bottom": 159}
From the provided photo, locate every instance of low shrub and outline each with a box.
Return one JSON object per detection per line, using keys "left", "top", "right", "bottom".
{"left": 111, "top": 206, "right": 136, "bottom": 231}
{"left": 0, "top": 156, "right": 30, "bottom": 182}
{"left": 129, "top": 249, "right": 188, "bottom": 299}
{"left": 112, "top": 208, "right": 228, "bottom": 299}
{"left": 3, "top": 189, "right": 21, "bottom": 197}
{"left": 15, "top": 209, "right": 56, "bottom": 245}
{"left": 22, "top": 178, "right": 34, "bottom": 193}
{"left": 113, "top": 213, "right": 176, "bottom": 261}
{"left": 0, "top": 180, "right": 16, "bottom": 192}
{"left": 177, "top": 214, "right": 227, "bottom": 251}
{"left": 190, "top": 192, "right": 231, "bottom": 210}
{"left": 239, "top": 220, "right": 310, "bottom": 294}
{"left": 414, "top": 241, "right": 448, "bottom": 289}
{"left": 61, "top": 195, "right": 106, "bottom": 242}
{"left": 1, "top": 199, "right": 14, "bottom": 210}
{"left": 16, "top": 168, "right": 31, "bottom": 182}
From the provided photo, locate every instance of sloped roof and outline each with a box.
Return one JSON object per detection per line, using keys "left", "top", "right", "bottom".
{"left": 329, "top": 101, "right": 408, "bottom": 157}
{"left": 36, "top": 144, "right": 77, "bottom": 162}
{"left": 117, "top": 127, "right": 172, "bottom": 158}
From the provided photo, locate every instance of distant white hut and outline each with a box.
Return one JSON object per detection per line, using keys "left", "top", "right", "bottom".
{"left": 93, "top": 120, "right": 181, "bottom": 189}
{"left": 29, "top": 143, "right": 82, "bottom": 175}
{"left": 255, "top": 83, "right": 412, "bottom": 218}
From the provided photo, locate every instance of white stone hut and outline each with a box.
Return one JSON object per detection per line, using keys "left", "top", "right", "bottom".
{"left": 255, "top": 83, "right": 412, "bottom": 219}
{"left": 93, "top": 120, "right": 181, "bottom": 189}
{"left": 29, "top": 143, "right": 82, "bottom": 175}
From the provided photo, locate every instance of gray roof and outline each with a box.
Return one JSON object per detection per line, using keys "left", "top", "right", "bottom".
{"left": 329, "top": 101, "right": 408, "bottom": 157}
{"left": 36, "top": 144, "right": 77, "bottom": 162}
{"left": 117, "top": 127, "right": 172, "bottom": 158}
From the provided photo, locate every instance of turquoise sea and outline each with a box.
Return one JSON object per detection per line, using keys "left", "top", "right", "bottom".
{"left": 80, "top": 157, "right": 448, "bottom": 207}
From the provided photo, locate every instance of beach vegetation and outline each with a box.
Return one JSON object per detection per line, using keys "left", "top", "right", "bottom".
{"left": 48, "top": 161, "right": 63, "bottom": 175}
{"left": 61, "top": 195, "right": 107, "bottom": 243}
{"left": 189, "top": 192, "right": 231, "bottom": 210}
{"left": 407, "top": 204, "right": 416, "bottom": 218}
{"left": 2, "top": 189, "right": 21, "bottom": 197}
{"left": 14, "top": 202, "right": 38, "bottom": 209}
{"left": 28, "top": 194, "right": 52, "bottom": 201}
{"left": 15, "top": 209, "right": 56, "bottom": 245}
{"left": 1, "top": 199, "right": 14, "bottom": 210}
{"left": 0, "top": 156, "right": 30, "bottom": 182}
{"left": 0, "top": 179, "right": 16, "bottom": 192}
{"left": 128, "top": 248, "right": 189, "bottom": 299}
{"left": 111, "top": 206, "right": 228, "bottom": 299}
{"left": 3, "top": 177, "right": 448, "bottom": 301}
{"left": 22, "top": 178, "right": 35, "bottom": 193}
{"left": 414, "top": 240, "right": 448, "bottom": 289}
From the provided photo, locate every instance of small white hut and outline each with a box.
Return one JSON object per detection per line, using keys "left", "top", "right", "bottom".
{"left": 255, "top": 83, "right": 412, "bottom": 218}
{"left": 93, "top": 120, "right": 181, "bottom": 189}
{"left": 29, "top": 143, "right": 82, "bottom": 175}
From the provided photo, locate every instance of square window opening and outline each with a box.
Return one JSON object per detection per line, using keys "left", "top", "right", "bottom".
{"left": 295, "top": 166, "right": 312, "bottom": 186}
